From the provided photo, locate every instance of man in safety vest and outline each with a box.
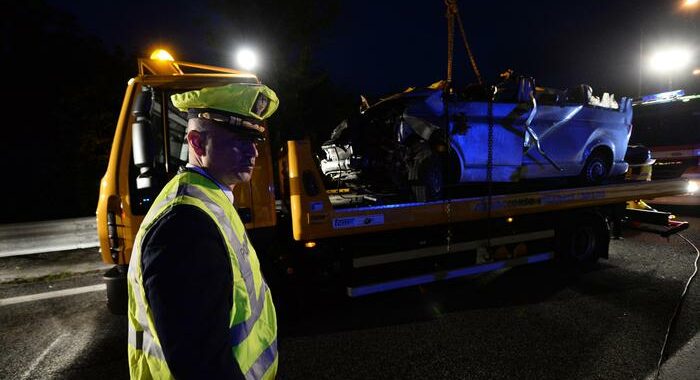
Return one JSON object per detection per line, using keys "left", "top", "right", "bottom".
{"left": 127, "top": 83, "right": 280, "bottom": 379}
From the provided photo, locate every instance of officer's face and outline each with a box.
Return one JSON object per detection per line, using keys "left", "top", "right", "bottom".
{"left": 206, "top": 127, "right": 259, "bottom": 186}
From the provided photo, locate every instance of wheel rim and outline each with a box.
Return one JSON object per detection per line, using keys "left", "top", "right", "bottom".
{"left": 587, "top": 159, "right": 607, "bottom": 182}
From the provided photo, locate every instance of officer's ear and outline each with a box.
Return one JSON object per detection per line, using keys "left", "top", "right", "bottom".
{"left": 187, "top": 130, "right": 207, "bottom": 157}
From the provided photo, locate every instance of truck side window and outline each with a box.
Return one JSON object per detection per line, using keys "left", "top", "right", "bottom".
{"left": 150, "top": 92, "right": 188, "bottom": 171}
{"left": 164, "top": 93, "right": 188, "bottom": 169}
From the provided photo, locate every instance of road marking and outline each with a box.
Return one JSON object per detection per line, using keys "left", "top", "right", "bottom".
{"left": 21, "top": 332, "right": 69, "bottom": 380}
{"left": 0, "top": 242, "right": 100, "bottom": 258}
{"left": 0, "top": 284, "right": 106, "bottom": 307}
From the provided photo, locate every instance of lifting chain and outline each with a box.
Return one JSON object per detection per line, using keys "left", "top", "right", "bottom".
{"left": 445, "top": 0, "right": 455, "bottom": 85}
{"left": 443, "top": 0, "right": 485, "bottom": 255}
{"left": 444, "top": 0, "right": 483, "bottom": 85}
{"left": 486, "top": 96, "right": 494, "bottom": 251}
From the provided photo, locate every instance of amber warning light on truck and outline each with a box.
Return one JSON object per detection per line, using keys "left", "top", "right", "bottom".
{"left": 150, "top": 49, "right": 174, "bottom": 61}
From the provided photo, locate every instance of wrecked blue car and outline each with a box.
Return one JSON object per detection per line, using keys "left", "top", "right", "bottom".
{"left": 321, "top": 78, "right": 633, "bottom": 201}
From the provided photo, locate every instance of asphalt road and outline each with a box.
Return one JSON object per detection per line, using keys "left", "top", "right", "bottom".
{"left": 1, "top": 215, "right": 698, "bottom": 380}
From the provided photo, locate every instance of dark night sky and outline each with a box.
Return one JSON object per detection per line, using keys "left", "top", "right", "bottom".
{"left": 49, "top": 0, "right": 699, "bottom": 97}
{"left": 4, "top": 0, "right": 699, "bottom": 222}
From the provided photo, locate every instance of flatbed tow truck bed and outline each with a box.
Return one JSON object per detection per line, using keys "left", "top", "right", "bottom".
{"left": 281, "top": 140, "right": 690, "bottom": 296}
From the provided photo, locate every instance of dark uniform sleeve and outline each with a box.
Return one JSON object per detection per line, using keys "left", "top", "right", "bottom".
{"left": 141, "top": 205, "right": 244, "bottom": 380}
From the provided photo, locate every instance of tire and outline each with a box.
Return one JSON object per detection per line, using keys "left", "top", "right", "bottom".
{"left": 580, "top": 150, "right": 611, "bottom": 185}
{"left": 556, "top": 213, "right": 609, "bottom": 268}
{"left": 103, "top": 265, "right": 128, "bottom": 315}
{"left": 408, "top": 141, "right": 444, "bottom": 202}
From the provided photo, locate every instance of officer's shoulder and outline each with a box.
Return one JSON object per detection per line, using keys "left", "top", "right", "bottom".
{"left": 146, "top": 204, "right": 219, "bottom": 242}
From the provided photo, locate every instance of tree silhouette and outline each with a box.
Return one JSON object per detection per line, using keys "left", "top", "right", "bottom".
{"left": 1, "top": 0, "right": 132, "bottom": 222}
{"left": 0, "top": 0, "right": 357, "bottom": 222}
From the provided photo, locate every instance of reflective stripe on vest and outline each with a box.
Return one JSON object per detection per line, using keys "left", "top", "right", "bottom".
{"left": 128, "top": 325, "right": 166, "bottom": 362}
{"left": 127, "top": 171, "right": 277, "bottom": 379}
{"left": 179, "top": 183, "right": 278, "bottom": 377}
{"left": 248, "top": 339, "right": 278, "bottom": 380}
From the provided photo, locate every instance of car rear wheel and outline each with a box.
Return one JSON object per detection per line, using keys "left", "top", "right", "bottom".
{"left": 581, "top": 151, "right": 611, "bottom": 185}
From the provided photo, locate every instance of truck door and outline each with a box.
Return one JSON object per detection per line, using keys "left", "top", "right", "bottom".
{"left": 128, "top": 84, "right": 276, "bottom": 229}
{"left": 129, "top": 86, "right": 189, "bottom": 216}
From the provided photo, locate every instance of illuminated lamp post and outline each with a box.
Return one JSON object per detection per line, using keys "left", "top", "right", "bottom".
{"left": 649, "top": 47, "right": 693, "bottom": 90}
{"left": 235, "top": 48, "right": 259, "bottom": 72}
{"left": 638, "top": 1, "right": 698, "bottom": 95}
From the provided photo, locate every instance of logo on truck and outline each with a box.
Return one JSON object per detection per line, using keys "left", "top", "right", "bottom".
{"left": 333, "top": 214, "right": 385, "bottom": 229}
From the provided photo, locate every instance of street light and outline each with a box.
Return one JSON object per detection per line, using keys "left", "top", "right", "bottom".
{"left": 235, "top": 48, "right": 259, "bottom": 71}
{"left": 649, "top": 47, "right": 693, "bottom": 89}
{"left": 638, "top": 2, "right": 698, "bottom": 94}
{"left": 650, "top": 48, "right": 693, "bottom": 72}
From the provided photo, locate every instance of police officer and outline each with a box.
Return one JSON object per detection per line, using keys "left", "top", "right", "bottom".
{"left": 127, "top": 83, "right": 280, "bottom": 379}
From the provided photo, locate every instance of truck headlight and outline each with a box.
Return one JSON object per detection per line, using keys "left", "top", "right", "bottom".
{"left": 688, "top": 180, "right": 699, "bottom": 194}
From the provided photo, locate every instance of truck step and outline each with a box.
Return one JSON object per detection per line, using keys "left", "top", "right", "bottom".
{"left": 346, "top": 251, "right": 554, "bottom": 297}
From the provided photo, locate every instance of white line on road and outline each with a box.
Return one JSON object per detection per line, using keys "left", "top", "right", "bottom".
{"left": 21, "top": 332, "right": 69, "bottom": 380}
{"left": 0, "top": 242, "right": 100, "bottom": 258}
{"left": 0, "top": 284, "right": 106, "bottom": 307}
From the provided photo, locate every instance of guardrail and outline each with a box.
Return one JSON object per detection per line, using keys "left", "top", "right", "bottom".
{"left": 0, "top": 217, "right": 98, "bottom": 258}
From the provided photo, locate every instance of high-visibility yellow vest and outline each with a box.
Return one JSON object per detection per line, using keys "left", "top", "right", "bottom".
{"left": 127, "top": 170, "right": 278, "bottom": 379}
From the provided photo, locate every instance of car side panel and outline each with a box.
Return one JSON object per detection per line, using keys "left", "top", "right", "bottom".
{"left": 522, "top": 105, "right": 632, "bottom": 179}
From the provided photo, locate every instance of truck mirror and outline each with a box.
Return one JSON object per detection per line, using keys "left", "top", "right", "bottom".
{"left": 132, "top": 87, "right": 155, "bottom": 190}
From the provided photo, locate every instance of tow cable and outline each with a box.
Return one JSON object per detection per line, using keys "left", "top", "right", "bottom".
{"left": 654, "top": 233, "right": 700, "bottom": 379}
{"left": 444, "top": 0, "right": 482, "bottom": 85}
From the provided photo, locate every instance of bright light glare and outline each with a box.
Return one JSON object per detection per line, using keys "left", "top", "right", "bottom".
{"left": 688, "top": 180, "right": 699, "bottom": 193}
{"left": 236, "top": 48, "right": 258, "bottom": 71}
{"left": 650, "top": 48, "right": 693, "bottom": 73}
{"left": 684, "top": 0, "right": 699, "bottom": 7}
{"left": 693, "top": 68, "right": 700, "bottom": 75}
{"left": 150, "top": 49, "right": 174, "bottom": 61}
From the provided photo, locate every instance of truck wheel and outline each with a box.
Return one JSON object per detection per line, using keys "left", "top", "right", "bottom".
{"left": 580, "top": 151, "right": 611, "bottom": 185}
{"left": 103, "top": 265, "right": 128, "bottom": 315}
{"left": 556, "top": 213, "right": 609, "bottom": 268}
{"left": 408, "top": 141, "right": 443, "bottom": 202}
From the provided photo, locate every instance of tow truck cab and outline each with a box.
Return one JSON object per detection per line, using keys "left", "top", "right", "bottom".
{"left": 96, "top": 55, "right": 278, "bottom": 312}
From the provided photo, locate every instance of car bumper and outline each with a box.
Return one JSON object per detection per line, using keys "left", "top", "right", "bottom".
{"left": 611, "top": 162, "right": 629, "bottom": 176}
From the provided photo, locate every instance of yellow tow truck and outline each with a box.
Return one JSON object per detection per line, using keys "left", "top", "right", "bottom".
{"left": 97, "top": 51, "right": 689, "bottom": 313}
